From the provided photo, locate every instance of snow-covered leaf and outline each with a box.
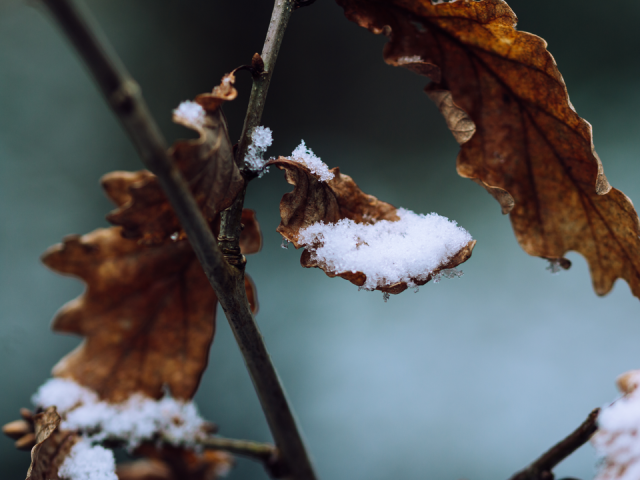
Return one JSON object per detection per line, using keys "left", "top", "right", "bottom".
{"left": 269, "top": 156, "right": 474, "bottom": 294}
{"left": 104, "top": 73, "right": 244, "bottom": 244}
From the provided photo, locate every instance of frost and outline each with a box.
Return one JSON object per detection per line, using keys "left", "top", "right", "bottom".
{"left": 244, "top": 126, "right": 273, "bottom": 176}
{"left": 397, "top": 55, "right": 423, "bottom": 64}
{"left": 58, "top": 438, "right": 117, "bottom": 480}
{"left": 287, "top": 140, "right": 334, "bottom": 182}
{"left": 593, "top": 370, "right": 640, "bottom": 480}
{"left": 281, "top": 238, "right": 289, "bottom": 249}
{"left": 173, "top": 101, "right": 206, "bottom": 129}
{"left": 432, "top": 268, "right": 464, "bottom": 284}
{"left": 382, "top": 292, "right": 390, "bottom": 303}
{"left": 33, "top": 378, "right": 208, "bottom": 449}
{"left": 298, "top": 208, "right": 472, "bottom": 290}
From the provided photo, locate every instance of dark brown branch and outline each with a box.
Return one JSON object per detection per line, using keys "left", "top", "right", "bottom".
{"left": 508, "top": 408, "right": 600, "bottom": 480}
{"left": 37, "top": 1, "right": 318, "bottom": 479}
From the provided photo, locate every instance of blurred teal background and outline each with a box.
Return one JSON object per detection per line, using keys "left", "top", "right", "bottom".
{"left": 2, "top": 0, "right": 640, "bottom": 478}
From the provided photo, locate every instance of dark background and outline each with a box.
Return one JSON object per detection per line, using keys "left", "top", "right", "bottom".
{"left": 2, "top": 0, "right": 640, "bottom": 479}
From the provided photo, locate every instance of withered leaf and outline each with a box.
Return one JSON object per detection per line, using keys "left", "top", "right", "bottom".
{"left": 267, "top": 158, "right": 398, "bottom": 248}
{"left": 26, "top": 407, "right": 78, "bottom": 480}
{"left": 337, "top": 0, "right": 640, "bottom": 298}
{"left": 123, "top": 444, "right": 233, "bottom": 480}
{"left": 42, "top": 227, "right": 217, "bottom": 402}
{"left": 104, "top": 73, "right": 244, "bottom": 244}
{"left": 268, "top": 157, "right": 475, "bottom": 294}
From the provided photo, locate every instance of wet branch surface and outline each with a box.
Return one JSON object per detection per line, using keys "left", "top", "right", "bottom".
{"left": 508, "top": 408, "right": 600, "bottom": 480}
{"left": 37, "top": 0, "right": 318, "bottom": 479}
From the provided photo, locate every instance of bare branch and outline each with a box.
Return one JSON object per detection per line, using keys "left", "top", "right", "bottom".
{"left": 508, "top": 409, "right": 600, "bottom": 480}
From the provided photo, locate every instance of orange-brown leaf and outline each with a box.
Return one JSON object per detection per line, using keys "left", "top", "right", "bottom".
{"left": 337, "top": 0, "right": 640, "bottom": 298}
{"left": 42, "top": 228, "right": 217, "bottom": 402}
{"left": 26, "top": 407, "right": 78, "bottom": 480}
{"left": 268, "top": 157, "right": 474, "bottom": 293}
{"left": 104, "top": 74, "right": 244, "bottom": 244}
{"left": 267, "top": 158, "right": 398, "bottom": 248}
{"left": 127, "top": 444, "right": 233, "bottom": 480}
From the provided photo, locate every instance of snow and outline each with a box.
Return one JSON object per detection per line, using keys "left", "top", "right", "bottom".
{"left": 297, "top": 208, "right": 472, "bottom": 290}
{"left": 33, "top": 378, "right": 208, "bottom": 449}
{"left": 173, "top": 101, "right": 206, "bottom": 129}
{"left": 287, "top": 140, "right": 334, "bottom": 182}
{"left": 397, "top": 55, "right": 423, "bottom": 64}
{"left": 593, "top": 370, "right": 640, "bottom": 480}
{"left": 58, "top": 438, "right": 117, "bottom": 480}
{"left": 244, "top": 126, "right": 273, "bottom": 176}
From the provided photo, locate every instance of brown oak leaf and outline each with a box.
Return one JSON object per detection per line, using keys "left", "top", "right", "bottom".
{"left": 42, "top": 227, "right": 218, "bottom": 402}
{"left": 26, "top": 407, "right": 78, "bottom": 480}
{"left": 118, "top": 444, "right": 233, "bottom": 480}
{"left": 268, "top": 157, "right": 475, "bottom": 294}
{"left": 104, "top": 73, "right": 244, "bottom": 244}
{"left": 337, "top": 0, "right": 640, "bottom": 298}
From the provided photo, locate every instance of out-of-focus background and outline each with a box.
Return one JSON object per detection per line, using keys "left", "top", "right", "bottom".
{"left": 2, "top": 0, "right": 640, "bottom": 478}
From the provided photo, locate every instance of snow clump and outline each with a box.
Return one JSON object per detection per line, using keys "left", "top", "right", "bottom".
{"left": 173, "top": 101, "right": 206, "bottom": 129}
{"left": 397, "top": 55, "right": 423, "bottom": 64}
{"left": 33, "top": 378, "right": 209, "bottom": 450}
{"left": 298, "top": 208, "right": 472, "bottom": 290}
{"left": 244, "top": 126, "right": 273, "bottom": 176}
{"left": 287, "top": 140, "right": 334, "bottom": 182}
{"left": 58, "top": 438, "right": 117, "bottom": 480}
{"left": 593, "top": 370, "right": 640, "bottom": 480}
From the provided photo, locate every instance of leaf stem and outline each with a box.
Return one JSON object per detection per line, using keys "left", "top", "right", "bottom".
{"left": 508, "top": 408, "right": 600, "bottom": 480}
{"left": 38, "top": 1, "right": 318, "bottom": 479}
{"left": 199, "top": 436, "right": 278, "bottom": 465}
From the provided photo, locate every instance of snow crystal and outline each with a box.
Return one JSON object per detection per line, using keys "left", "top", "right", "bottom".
{"left": 173, "top": 101, "right": 206, "bottom": 129}
{"left": 287, "top": 140, "right": 334, "bottom": 182}
{"left": 297, "top": 208, "right": 472, "bottom": 290}
{"left": 244, "top": 126, "right": 273, "bottom": 176}
{"left": 397, "top": 55, "right": 423, "bottom": 64}
{"left": 593, "top": 370, "right": 640, "bottom": 480}
{"left": 33, "top": 378, "right": 208, "bottom": 449}
{"left": 32, "top": 377, "right": 98, "bottom": 413}
{"left": 58, "top": 438, "right": 117, "bottom": 480}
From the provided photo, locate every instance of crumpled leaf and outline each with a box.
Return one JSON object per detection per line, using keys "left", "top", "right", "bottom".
{"left": 267, "top": 157, "right": 398, "bottom": 248}
{"left": 42, "top": 227, "right": 218, "bottom": 403}
{"left": 104, "top": 73, "right": 244, "bottom": 244}
{"left": 118, "top": 444, "right": 233, "bottom": 480}
{"left": 26, "top": 407, "right": 78, "bottom": 480}
{"left": 268, "top": 157, "right": 475, "bottom": 293}
{"left": 337, "top": 0, "right": 640, "bottom": 299}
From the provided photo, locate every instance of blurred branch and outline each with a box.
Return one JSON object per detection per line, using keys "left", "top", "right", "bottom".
{"left": 38, "top": 1, "right": 318, "bottom": 479}
{"left": 508, "top": 409, "right": 600, "bottom": 480}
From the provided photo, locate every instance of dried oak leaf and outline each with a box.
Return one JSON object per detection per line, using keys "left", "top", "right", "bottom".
{"left": 105, "top": 73, "right": 244, "bottom": 244}
{"left": 26, "top": 407, "right": 79, "bottom": 480}
{"left": 337, "top": 0, "right": 640, "bottom": 298}
{"left": 268, "top": 157, "right": 475, "bottom": 294}
{"left": 41, "top": 227, "right": 218, "bottom": 403}
{"left": 118, "top": 444, "right": 232, "bottom": 480}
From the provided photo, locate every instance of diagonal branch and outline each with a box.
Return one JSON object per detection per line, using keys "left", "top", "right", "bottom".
{"left": 37, "top": 1, "right": 318, "bottom": 479}
{"left": 508, "top": 408, "right": 600, "bottom": 480}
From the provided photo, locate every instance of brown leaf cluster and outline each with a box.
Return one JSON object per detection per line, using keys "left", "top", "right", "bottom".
{"left": 268, "top": 157, "right": 475, "bottom": 293}
{"left": 337, "top": 0, "right": 640, "bottom": 298}
{"left": 105, "top": 74, "right": 244, "bottom": 244}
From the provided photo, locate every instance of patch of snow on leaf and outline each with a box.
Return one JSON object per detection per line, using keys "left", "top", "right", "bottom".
{"left": 173, "top": 101, "right": 206, "bottom": 129}
{"left": 288, "top": 140, "right": 334, "bottom": 182}
{"left": 33, "top": 378, "right": 208, "bottom": 449}
{"left": 298, "top": 208, "right": 472, "bottom": 290}
{"left": 593, "top": 370, "right": 640, "bottom": 480}
{"left": 58, "top": 438, "right": 117, "bottom": 480}
{"left": 397, "top": 55, "right": 423, "bottom": 64}
{"left": 245, "top": 126, "right": 273, "bottom": 176}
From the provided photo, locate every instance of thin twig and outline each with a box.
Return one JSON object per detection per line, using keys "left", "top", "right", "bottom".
{"left": 38, "top": 1, "right": 318, "bottom": 479}
{"left": 508, "top": 408, "right": 600, "bottom": 480}
{"left": 200, "top": 436, "right": 277, "bottom": 463}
